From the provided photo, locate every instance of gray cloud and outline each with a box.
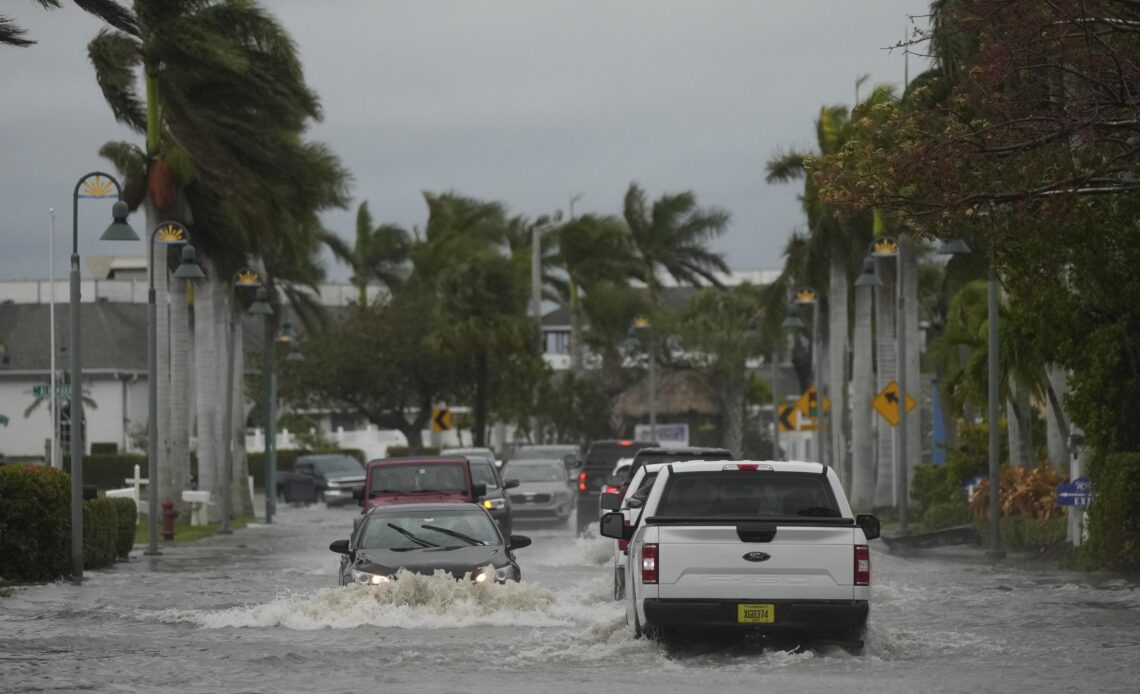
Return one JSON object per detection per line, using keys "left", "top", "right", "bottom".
{"left": 0, "top": 0, "right": 928, "bottom": 281}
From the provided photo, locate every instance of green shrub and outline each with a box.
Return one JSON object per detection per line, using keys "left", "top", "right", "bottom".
{"left": 1085, "top": 452, "right": 1140, "bottom": 571}
{"left": 104, "top": 497, "right": 137, "bottom": 559}
{"left": 82, "top": 498, "right": 119, "bottom": 569}
{"left": 90, "top": 443, "right": 119, "bottom": 455}
{"left": 917, "top": 500, "right": 973, "bottom": 532}
{"left": 63, "top": 454, "right": 148, "bottom": 491}
{"left": 0, "top": 464, "right": 70, "bottom": 581}
{"left": 999, "top": 516, "right": 1067, "bottom": 552}
{"left": 384, "top": 446, "right": 440, "bottom": 458}
{"left": 247, "top": 448, "right": 365, "bottom": 489}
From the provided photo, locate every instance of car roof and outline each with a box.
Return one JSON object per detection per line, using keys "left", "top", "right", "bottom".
{"left": 633, "top": 446, "right": 732, "bottom": 457}
{"left": 658, "top": 460, "right": 827, "bottom": 475}
{"left": 364, "top": 502, "right": 485, "bottom": 515}
{"left": 504, "top": 457, "right": 562, "bottom": 465}
{"left": 297, "top": 453, "right": 359, "bottom": 462}
{"left": 366, "top": 456, "right": 470, "bottom": 467}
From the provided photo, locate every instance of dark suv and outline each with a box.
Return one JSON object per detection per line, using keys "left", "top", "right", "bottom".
{"left": 576, "top": 439, "right": 658, "bottom": 533}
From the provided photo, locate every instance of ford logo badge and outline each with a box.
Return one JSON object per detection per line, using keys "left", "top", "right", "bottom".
{"left": 742, "top": 552, "right": 770, "bottom": 562}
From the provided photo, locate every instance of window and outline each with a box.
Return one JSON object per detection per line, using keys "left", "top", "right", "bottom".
{"left": 656, "top": 472, "right": 839, "bottom": 518}
{"left": 544, "top": 330, "right": 570, "bottom": 354}
{"left": 359, "top": 509, "right": 500, "bottom": 549}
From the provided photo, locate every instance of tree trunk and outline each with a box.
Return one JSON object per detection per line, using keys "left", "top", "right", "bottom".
{"left": 851, "top": 283, "right": 875, "bottom": 510}
{"left": 873, "top": 256, "right": 897, "bottom": 508}
{"left": 168, "top": 275, "right": 191, "bottom": 512}
{"left": 1045, "top": 367, "right": 1070, "bottom": 470}
{"left": 148, "top": 197, "right": 172, "bottom": 509}
{"left": 828, "top": 255, "right": 849, "bottom": 487}
{"left": 473, "top": 350, "right": 489, "bottom": 447}
{"left": 211, "top": 279, "right": 228, "bottom": 521}
{"left": 721, "top": 376, "right": 745, "bottom": 458}
{"left": 901, "top": 233, "right": 922, "bottom": 488}
{"left": 1007, "top": 379, "right": 1033, "bottom": 469}
{"left": 232, "top": 320, "right": 253, "bottom": 515}
{"left": 569, "top": 280, "right": 582, "bottom": 374}
{"left": 193, "top": 261, "right": 218, "bottom": 519}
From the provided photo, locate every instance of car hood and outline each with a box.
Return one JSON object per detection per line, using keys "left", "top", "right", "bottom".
{"left": 326, "top": 474, "right": 365, "bottom": 484}
{"left": 512, "top": 481, "right": 570, "bottom": 495}
{"left": 354, "top": 546, "right": 508, "bottom": 578}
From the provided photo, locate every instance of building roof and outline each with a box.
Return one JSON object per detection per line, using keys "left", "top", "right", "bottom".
{"left": 0, "top": 302, "right": 147, "bottom": 372}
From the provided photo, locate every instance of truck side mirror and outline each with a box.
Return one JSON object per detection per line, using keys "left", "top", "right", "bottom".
{"left": 352, "top": 488, "right": 364, "bottom": 503}
{"left": 599, "top": 512, "right": 632, "bottom": 540}
{"left": 473, "top": 483, "right": 488, "bottom": 498}
{"left": 329, "top": 539, "right": 350, "bottom": 554}
{"left": 503, "top": 479, "right": 520, "bottom": 490}
{"left": 599, "top": 492, "right": 622, "bottom": 511}
{"left": 856, "top": 514, "right": 881, "bottom": 540}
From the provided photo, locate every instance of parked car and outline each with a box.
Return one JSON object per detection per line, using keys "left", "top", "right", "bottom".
{"left": 357, "top": 456, "right": 486, "bottom": 511}
{"left": 445, "top": 452, "right": 518, "bottom": 537}
{"left": 500, "top": 458, "right": 574, "bottom": 525}
{"left": 510, "top": 444, "right": 583, "bottom": 472}
{"left": 576, "top": 439, "right": 658, "bottom": 534}
{"left": 276, "top": 453, "right": 365, "bottom": 505}
{"left": 600, "top": 460, "right": 880, "bottom": 647}
{"left": 330, "top": 503, "right": 531, "bottom": 585}
{"left": 448, "top": 446, "right": 500, "bottom": 467}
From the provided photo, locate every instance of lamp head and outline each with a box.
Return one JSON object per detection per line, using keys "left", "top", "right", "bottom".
{"left": 781, "top": 303, "right": 805, "bottom": 330}
{"left": 173, "top": 244, "right": 206, "bottom": 280}
{"left": 249, "top": 287, "right": 274, "bottom": 316}
{"left": 100, "top": 200, "right": 140, "bottom": 241}
{"left": 277, "top": 321, "right": 297, "bottom": 343}
{"left": 855, "top": 255, "right": 883, "bottom": 288}
{"left": 286, "top": 342, "right": 304, "bottom": 362}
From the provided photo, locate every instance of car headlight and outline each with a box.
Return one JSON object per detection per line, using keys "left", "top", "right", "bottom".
{"left": 472, "top": 570, "right": 490, "bottom": 584}
{"left": 482, "top": 498, "right": 506, "bottom": 511}
{"left": 351, "top": 568, "right": 391, "bottom": 585}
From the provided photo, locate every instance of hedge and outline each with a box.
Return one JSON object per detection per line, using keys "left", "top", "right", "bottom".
{"left": 0, "top": 464, "right": 70, "bottom": 581}
{"left": 385, "top": 446, "right": 440, "bottom": 457}
{"left": 247, "top": 448, "right": 365, "bottom": 489}
{"left": 63, "top": 454, "right": 147, "bottom": 491}
{"left": 1086, "top": 452, "right": 1140, "bottom": 572}
{"left": 105, "top": 497, "right": 137, "bottom": 559}
{"left": 83, "top": 498, "right": 119, "bottom": 569}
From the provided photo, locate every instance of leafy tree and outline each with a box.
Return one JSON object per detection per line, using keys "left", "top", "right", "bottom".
{"left": 1, "top": 0, "right": 133, "bottom": 47}
{"left": 323, "top": 201, "right": 410, "bottom": 304}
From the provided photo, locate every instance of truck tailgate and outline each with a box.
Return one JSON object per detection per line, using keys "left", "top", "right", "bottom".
{"left": 655, "top": 524, "right": 856, "bottom": 601}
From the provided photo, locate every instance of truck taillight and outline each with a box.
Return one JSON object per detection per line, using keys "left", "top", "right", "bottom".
{"left": 603, "top": 485, "right": 620, "bottom": 494}
{"left": 578, "top": 471, "right": 587, "bottom": 492}
{"left": 641, "top": 543, "right": 658, "bottom": 584}
{"left": 854, "top": 544, "right": 870, "bottom": 586}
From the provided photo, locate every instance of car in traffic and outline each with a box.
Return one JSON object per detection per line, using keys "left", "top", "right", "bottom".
{"left": 576, "top": 439, "right": 658, "bottom": 533}
{"left": 277, "top": 453, "right": 365, "bottom": 505}
{"left": 448, "top": 446, "right": 501, "bottom": 467}
{"left": 330, "top": 503, "right": 531, "bottom": 585}
{"left": 358, "top": 456, "right": 486, "bottom": 511}
{"left": 509, "top": 444, "right": 583, "bottom": 472}
{"left": 600, "top": 460, "right": 880, "bottom": 647}
{"left": 500, "top": 458, "right": 575, "bottom": 525}
{"left": 598, "top": 456, "right": 635, "bottom": 517}
{"left": 446, "top": 452, "right": 519, "bottom": 537}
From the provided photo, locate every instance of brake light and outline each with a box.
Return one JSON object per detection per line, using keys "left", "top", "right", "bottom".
{"left": 727, "top": 463, "right": 773, "bottom": 471}
{"left": 854, "top": 545, "right": 870, "bottom": 586}
{"left": 578, "top": 471, "right": 587, "bottom": 492}
{"left": 618, "top": 440, "right": 634, "bottom": 446}
{"left": 602, "top": 485, "right": 620, "bottom": 494}
{"left": 618, "top": 538, "right": 629, "bottom": 553}
{"left": 641, "top": 543, "right": 658, "bottom": 584}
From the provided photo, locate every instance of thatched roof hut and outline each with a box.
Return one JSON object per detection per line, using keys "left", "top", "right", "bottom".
{"left": 613, "top": 369, "right": 721, "bottom": 417}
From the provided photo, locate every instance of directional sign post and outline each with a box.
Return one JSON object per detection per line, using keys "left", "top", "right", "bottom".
{"left": 872, "top": 380, "right": 916, "bottom": 427}
{"left": 432, "top": 407, "right": 453, "bottom": 433}
{"left": 777, "top": 404, "right": 798, "bottom": 433}
{"left": 33, "top": 384, "right": 71, "bottom": 398}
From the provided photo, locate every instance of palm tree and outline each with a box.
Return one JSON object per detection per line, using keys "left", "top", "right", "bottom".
{"left": 1, "top": 0, "right": 133, "bottom": 47}
{"left": 324, "top": 201, "right": 411, "bottom": 305}
{"left": 622, "top": 183, "right": 731, "bottom": 305}
{"left": 89, "top": 0, "right": 349, "bottom": 520}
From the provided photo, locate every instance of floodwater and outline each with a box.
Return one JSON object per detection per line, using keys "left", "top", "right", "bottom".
{"left": 2, "top": 504, "right": 1138, "bottom": 693}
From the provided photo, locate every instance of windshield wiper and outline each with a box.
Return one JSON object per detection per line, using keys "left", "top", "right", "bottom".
{"left": 420, "top": 524, "right": 485, "bottom": 546}
{"left": 387, "top": 522, "right": 439, "bottom": 548}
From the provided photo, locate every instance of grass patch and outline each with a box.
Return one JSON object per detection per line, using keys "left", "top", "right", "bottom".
{"left": 133, "top": 516, "right": 255, "bottom": 547}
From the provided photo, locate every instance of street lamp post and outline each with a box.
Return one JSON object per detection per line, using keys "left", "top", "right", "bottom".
{"left": 744, "top": 314, "right": 780, "bottom": 460}
{"left": 862, "top": 237, "right": 903, "bottom": 514}
{"left": 781, "top": 303, "right": 805, "bottom": 461}
{"left": 69, "top": 172, "right": 137, "bottom": 579}
{"left": 937, "top": 237, "right": 1003, "bottom": 556}
{"left": 265, "top": 320, "right": 302, "bottom": 522}
{"left": 630, "top": 316, "right": 656, "bottom": 438}
{"left": 219, "top": 271, "right": 272, "bottom": 534}
{"left": 794, "top": 289, "right": 822, "bottom": 465}
{"left": 145, "top": 222, "right": 204, "bottom": 555}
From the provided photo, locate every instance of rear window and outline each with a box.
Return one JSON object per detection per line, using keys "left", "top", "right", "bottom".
{"left": 586, "top": 442, "right": 655, "bottom": 469}
{"left": 469, "top": 462, "right": 499, "bottom": 489}
{"left": 369, "top": 463, "right": 468, "bottom": 495}
{"left": 655, "top": 471, "right": 839, "bottom": 518}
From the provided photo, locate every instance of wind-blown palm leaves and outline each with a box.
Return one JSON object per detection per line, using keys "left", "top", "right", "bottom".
{"left": 1, "top": 0, "right": 134, "bottom": 47}
{"left": 324, "top": 201, "right": 411, "bottom": 305}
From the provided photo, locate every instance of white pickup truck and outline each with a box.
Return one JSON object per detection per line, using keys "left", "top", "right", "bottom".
{"left": 600, "top": 460, "right": 880, "bottom": 647}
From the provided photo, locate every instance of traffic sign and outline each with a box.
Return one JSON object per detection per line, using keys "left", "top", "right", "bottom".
{"left": 32, "top": 384, "right": 71, "bottom": 398}
{"left": 872, "top": 380, "right": 916, "bottom": 427}
{"left": 777, "top": 404, "right": 798, "bottom": 433}
{"left": 432, "top": 407, "right": 453, "bottom": 433}
{"left": 793, "top": 386, "right": 829, "bottom": 419}
{"left": 1057, "top": 476, "right": 1094, "bottom": 507}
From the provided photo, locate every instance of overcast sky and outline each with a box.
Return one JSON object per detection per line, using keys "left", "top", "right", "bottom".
{"left": 0, "top": 0, "right": 929, "bottom": 281}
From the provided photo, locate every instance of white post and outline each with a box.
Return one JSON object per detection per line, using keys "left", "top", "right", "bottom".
{"left": 49, "top": 208, "right": 59, "bottom": 468}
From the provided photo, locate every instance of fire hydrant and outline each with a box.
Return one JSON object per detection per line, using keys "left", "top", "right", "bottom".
{"left": 161, "top": 497, "right": 179, "bottom": 541}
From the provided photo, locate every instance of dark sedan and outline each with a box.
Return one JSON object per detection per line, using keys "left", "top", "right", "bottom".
{"left": 330, "top": 503, "right": 531, "bottom": 585}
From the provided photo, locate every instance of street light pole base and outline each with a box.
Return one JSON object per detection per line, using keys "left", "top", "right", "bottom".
{"left": 143, "top": 549, "right": 162, "bottom": 556}
{"left": 984, "top": 548, "right": 1006, "bottom": 559}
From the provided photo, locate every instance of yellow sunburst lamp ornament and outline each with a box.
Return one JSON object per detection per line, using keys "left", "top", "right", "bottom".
{"left": 156, "top": 224, "right": 187, "bottom": 245}
{"left": 795, "top": 288, "right": 818, "bottom": 305}
{"left": 632, "top": 315, "right": 651, "bottom": 329}
{"left": 79, "top": 175, "right": 116, "bottom": 199}
{"left": 871, "top": 237, "right": 899, "bottom": 257}
{"left": 235, "top": 269, "right": 261, "bottom": 287}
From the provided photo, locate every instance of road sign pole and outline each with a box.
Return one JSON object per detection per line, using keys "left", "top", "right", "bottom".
{"left": 771, "top": 347, "right": 780, "bottom": 460}
{"left": 812, "top": 307, "right": 822, "bottom": 465}
{"left": 897, "top": 245, "right": 909, "bottom": 534}
{"left": 986, "top": 259, "right": 1005, "bottom": 558}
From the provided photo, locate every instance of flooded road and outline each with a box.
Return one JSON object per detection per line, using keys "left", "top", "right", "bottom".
{"left": 2, "top": 504, "right": 1138, "bottom": 693}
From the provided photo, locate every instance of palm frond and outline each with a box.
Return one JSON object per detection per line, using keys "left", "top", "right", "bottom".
{"left": 0, "top": 15, "right": 35, "bottom": 47}
{"left": 87, "top": 29, "right": 145, "bottom": 131}
{"left": 765, "top": 149, "right": 808, "bottom": 183}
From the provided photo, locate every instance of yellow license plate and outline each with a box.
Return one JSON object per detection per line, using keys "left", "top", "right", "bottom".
{"left": 737, "top": 604, "right": 774, "bottom": 623}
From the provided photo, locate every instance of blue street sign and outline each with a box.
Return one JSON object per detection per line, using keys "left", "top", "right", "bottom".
{"left": 963, "top": 473, "right": 988, "bottom": 501}
{"left": 1057, "top": 476, "right": 1094, "bottom": 507}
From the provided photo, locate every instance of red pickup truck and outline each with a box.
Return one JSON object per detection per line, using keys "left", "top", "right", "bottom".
{"left": 356, "top": 457, "right": 486, "bottom": 511}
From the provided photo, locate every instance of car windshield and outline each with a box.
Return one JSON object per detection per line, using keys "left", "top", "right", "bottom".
{"left": 358, "top": 510, "right": 500, "bottom": 549}
{"left": 513, "top": 447, "right": 575, "bottom": 460}
{"left": 469, "top": 461, "right": 499, "bottom": 489}
{"left": 369, "top": 463, "right": 467, "bottom": 494}
{"left": 504, "top": 461, "right": 566, "bottom": 482}
{"left": 655, "top": 471, "right": 840, "bottom": 518}
{"left": 310, "top": 456, "right": 363, "bottom": 476}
